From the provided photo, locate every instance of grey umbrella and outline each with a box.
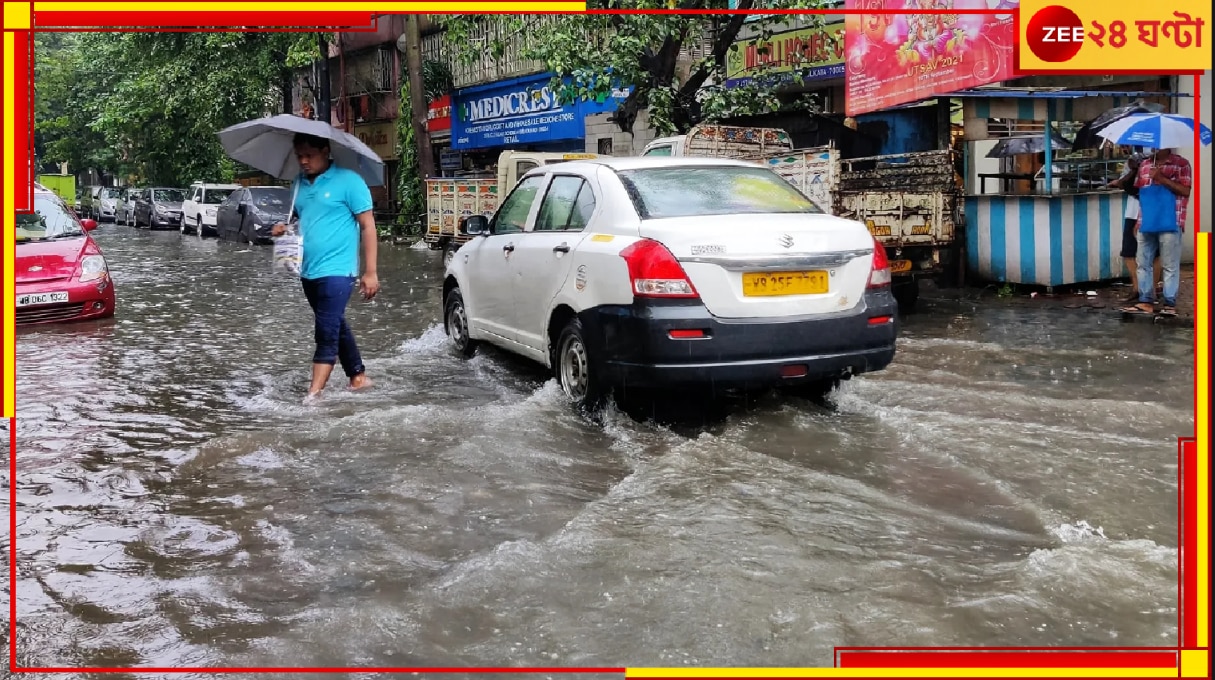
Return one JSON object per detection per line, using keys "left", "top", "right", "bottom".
{"left": 985, "top": 132, "right": 1072, "bottom": 158}
{"left": 216, "top": 114, "right": 385, "bottom": 187}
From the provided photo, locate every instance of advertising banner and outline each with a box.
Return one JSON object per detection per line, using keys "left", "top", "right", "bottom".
{"left": 844, "top": 1, "right": 1020, "bottom": 117}
{"left": 452, "top": 73, "right": 631, "bottom": 150}
{"left": 725, "top": 22, "right": 845, "bottom": 88}
{"left": 427, "top": 94, "right": 452, "bottom": 134}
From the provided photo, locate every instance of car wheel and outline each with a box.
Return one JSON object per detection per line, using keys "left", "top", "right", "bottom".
{"left": 555, "top": 317, "right": 605, "bottom": 412}
{"left": 444, "top": 286, "right": 479, "bottom": 358}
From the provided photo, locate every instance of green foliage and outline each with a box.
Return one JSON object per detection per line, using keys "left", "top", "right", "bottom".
{"left": 441, "top": 0, "right": 830, "bottom": 136}
{"left": 35, "top": 31, "right": 320, "bottom": 186}
{"left": 396, "top": 74, "right": 424, "bottom": 236}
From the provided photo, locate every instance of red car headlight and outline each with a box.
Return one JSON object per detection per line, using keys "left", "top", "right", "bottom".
{"left": 77, "top": 254, "right": 109, "bottom": 282}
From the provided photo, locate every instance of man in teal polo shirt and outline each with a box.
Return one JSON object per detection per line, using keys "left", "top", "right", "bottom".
{"left": 272, "top": 132, "right": 380, "bottom": 400}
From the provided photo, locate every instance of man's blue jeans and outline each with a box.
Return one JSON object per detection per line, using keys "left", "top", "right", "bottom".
{"left": 301, "top": 276, "right": 365, "bottom": 377}
{"left": 1136, "top": 230, "right": 1181, "bottom": 306}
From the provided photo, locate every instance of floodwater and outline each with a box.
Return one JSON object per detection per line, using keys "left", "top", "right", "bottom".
{"left": 5, "top": 223, "right": 1193, "bottom": 673}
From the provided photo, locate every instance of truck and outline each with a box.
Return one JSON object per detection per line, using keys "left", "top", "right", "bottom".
{"left": 36, "top": 173, "right": 76, "bottom": 209}
{"left": 832, "top": 150, "right": 964, "bottom": 308}
{"left": 424, "top": 150, "right": 600, "bottom": 266}
{"left": 752, "top": 146, "right": 839, "bottom": 215}
{"left": 640, "top": 124, "right": 794, "bottom": 158}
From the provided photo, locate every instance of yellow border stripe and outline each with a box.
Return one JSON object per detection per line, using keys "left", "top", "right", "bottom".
{"left": 3, "top": 31, "right": 14, "bottom": 419}
{"left": 33, "top": 2, "right": 588, "bottom": 12}
{"left": 625, "top": 668, "right": 1179, "bottom": 678}
{"left": 1197, "top": 230, "right": 1210, "bottom": 648}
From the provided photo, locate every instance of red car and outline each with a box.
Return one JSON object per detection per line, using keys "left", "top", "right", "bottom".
{"left": 15, "top": 188, "right": 116, "bottom": 325}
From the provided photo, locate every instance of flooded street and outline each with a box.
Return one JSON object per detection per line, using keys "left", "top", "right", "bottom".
{"left": 7, "top": 222, "right": 1193, "bottom": 671}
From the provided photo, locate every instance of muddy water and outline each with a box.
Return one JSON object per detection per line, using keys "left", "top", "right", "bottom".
{"left": 6, "top": 223, "right": 1192, "bottom": 672}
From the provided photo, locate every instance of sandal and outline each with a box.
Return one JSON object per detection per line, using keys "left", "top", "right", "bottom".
{"left": 1119, "top": 303, "right": 1155, "bottom": 315}
{"left": 1159, "top": 306, "right": 1177, "bottom": 317}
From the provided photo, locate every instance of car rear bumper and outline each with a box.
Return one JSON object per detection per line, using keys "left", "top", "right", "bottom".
{"left": 577, "top": 290, "right": 898, "bottom": 390}
{"left": 15, "top": 279, "right": 116, "bottom": 325}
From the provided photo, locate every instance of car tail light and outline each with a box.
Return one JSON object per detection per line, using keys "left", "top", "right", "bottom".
{"left": 619, "top": 239, "right": 699, "bottom": 299}
{"left": 867, "top": 236, "right": 891, "bottom": 288}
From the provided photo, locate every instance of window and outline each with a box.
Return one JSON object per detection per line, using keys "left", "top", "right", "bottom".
{"left": 203, "top": 188, "right": 235, "bottom": 204}
{"left": 516, "top": 160, "right": 538, "bottom": 178}
{"left": 616, "top": 166, "right": 823, "bottom": 219}
{"left": 535, "top": 176, "right": 594, "bottom": 232}
{"left": 491, "top": 175, "right": 544, "bottom": 234}
{"left": 16, "top": 196, "right": 84, "bottom": 241}
{"left": 153, "top": 188, "right": 185, "bottom": 203}
{"left": 643, "top": 145, "right": 673, "bottom": 156}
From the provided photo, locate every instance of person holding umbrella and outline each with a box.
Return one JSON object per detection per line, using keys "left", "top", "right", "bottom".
{"left": 1096, "top": 112, "right": 1210, "bottom": 317}
{"left": 269, "top": 132, "right": 380, "bottom": 398}
{"left": 218, "top": 113, "right": 387, "bottom": 401}
{"left": 1117, "top": 146, "right": 1191, "bottom": 316}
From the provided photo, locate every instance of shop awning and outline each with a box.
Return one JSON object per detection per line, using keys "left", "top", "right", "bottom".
{"left": 948, "top": 87, "right": 1191, "bottom": 99}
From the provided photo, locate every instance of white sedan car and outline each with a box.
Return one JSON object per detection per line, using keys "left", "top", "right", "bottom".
{"left": 442, "top": 157, "right": 898, "bottom": 410}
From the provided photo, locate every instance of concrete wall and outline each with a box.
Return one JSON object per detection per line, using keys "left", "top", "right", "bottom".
{"left": 584, "top": 109, "right": 659, "bottom": 157}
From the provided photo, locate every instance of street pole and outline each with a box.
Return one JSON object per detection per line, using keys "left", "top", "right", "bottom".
{"left": 317, "top": 33, "right": 332, "bottom": 125}
{"left": 404, "top": 15, "right": 436, "bottom": 179}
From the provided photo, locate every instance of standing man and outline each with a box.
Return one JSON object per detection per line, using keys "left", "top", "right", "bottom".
{"left": 1121, "top": 147, "right": 1191, "bottom": 317}
{"left": 272, "top": 132, "right": 380, "bottom": 400}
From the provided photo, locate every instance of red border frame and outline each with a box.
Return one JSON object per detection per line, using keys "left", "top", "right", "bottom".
{"left": 6, "top": 3, "right": 1210, "bottom": 675}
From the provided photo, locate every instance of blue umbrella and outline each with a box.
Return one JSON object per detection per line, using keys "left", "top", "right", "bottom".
{"left": 1096, "top": 113, "right": 1213, "bottom": 150}
{"left": 217, "top": 114, "right": 386, "bottom": 187}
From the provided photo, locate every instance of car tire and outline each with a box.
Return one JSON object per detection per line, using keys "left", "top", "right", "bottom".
{"left": 444, "top": 286, "right": 479, "bottom": 358}
{"left": 554, "top": 317, "right": 605, "bottom": 413}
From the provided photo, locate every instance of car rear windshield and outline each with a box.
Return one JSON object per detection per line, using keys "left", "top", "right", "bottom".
{"left": 616, "top": 166, "right": 823, "bottom": 219}
{"left": 16, "top": 196, "right": 84, "bottom": 241}
{"left": 251, "top": 188, "right": 289, "bottom": 210}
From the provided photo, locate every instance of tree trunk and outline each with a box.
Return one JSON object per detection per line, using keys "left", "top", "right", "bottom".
{"left": 404, "top": 15, "right": 435, "bottom": 179}
{"left": 317, "top": 33, "right": 332, "bottom": 124}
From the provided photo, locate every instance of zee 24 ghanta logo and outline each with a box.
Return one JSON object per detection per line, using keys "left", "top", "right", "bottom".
{"left": 1024, "top": 3, "right": 1206, "bottom": 64}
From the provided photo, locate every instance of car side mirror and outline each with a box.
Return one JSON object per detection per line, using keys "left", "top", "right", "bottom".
{"left": 80, "top": 219, "right": 98, "bottom": 231}
{"left": 461, "top": 215, "right": 489, "bottom": 236}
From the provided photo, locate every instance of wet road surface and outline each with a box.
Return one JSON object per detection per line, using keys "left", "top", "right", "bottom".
{"left": 5, "top": 222, "right": 1193, "bottom": 672}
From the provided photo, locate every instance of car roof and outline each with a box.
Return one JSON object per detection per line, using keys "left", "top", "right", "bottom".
{"left": 575, "top": 156, "right": 764, "bottom": 171}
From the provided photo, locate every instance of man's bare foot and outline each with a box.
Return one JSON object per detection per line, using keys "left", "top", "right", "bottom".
{"left": 303, "top": 391, "right": 322, "bottom": 405}
{"left": 350, "top": 374, "right": 373, "bottom": 391}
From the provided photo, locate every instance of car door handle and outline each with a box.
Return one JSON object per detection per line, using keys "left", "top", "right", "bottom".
{"left": 552, "top": 243, "right": 570, "bottom": 254}
{"left": 503, "top": 243, "right": 515, "bottom": 253}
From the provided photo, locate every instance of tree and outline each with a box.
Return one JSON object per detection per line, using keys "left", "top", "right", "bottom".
{"left": 441, "top": 0, "right": 832, "bottom": 136}
{"left": 34, "top": 31, "right": 321, "bottom": 185}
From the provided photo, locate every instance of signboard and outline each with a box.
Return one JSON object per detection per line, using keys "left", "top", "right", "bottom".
{"left": 439, "top": 150, "right": 463, "bottom": 171}
{"left": 843, "top": 1, "right": 1020, "bottom": 117}
{"left": 354, "top": 121, "right": 398, "bottom": 161}
{"left": 726, "top": 22, "right": 845, "bottom": 88}
{"left": 427, "top": 94, "right": 452, "bottom": 134}
{"left": 452, "top": 72, "right": 632, "bottom": 150}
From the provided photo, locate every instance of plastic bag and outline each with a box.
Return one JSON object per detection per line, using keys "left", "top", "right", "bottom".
{"left": 1138, "top": 184, "right": 1179, "bottom": 234}
{"left": 272, "top": 221, "right": 302, "bottom": 275}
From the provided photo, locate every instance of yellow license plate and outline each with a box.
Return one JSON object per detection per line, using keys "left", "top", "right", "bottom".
{"left": 889, "top": 259, "right": 913, "bottom": 273}
{"left": 742, "top": 271, "right": 828, "bottom": 297}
